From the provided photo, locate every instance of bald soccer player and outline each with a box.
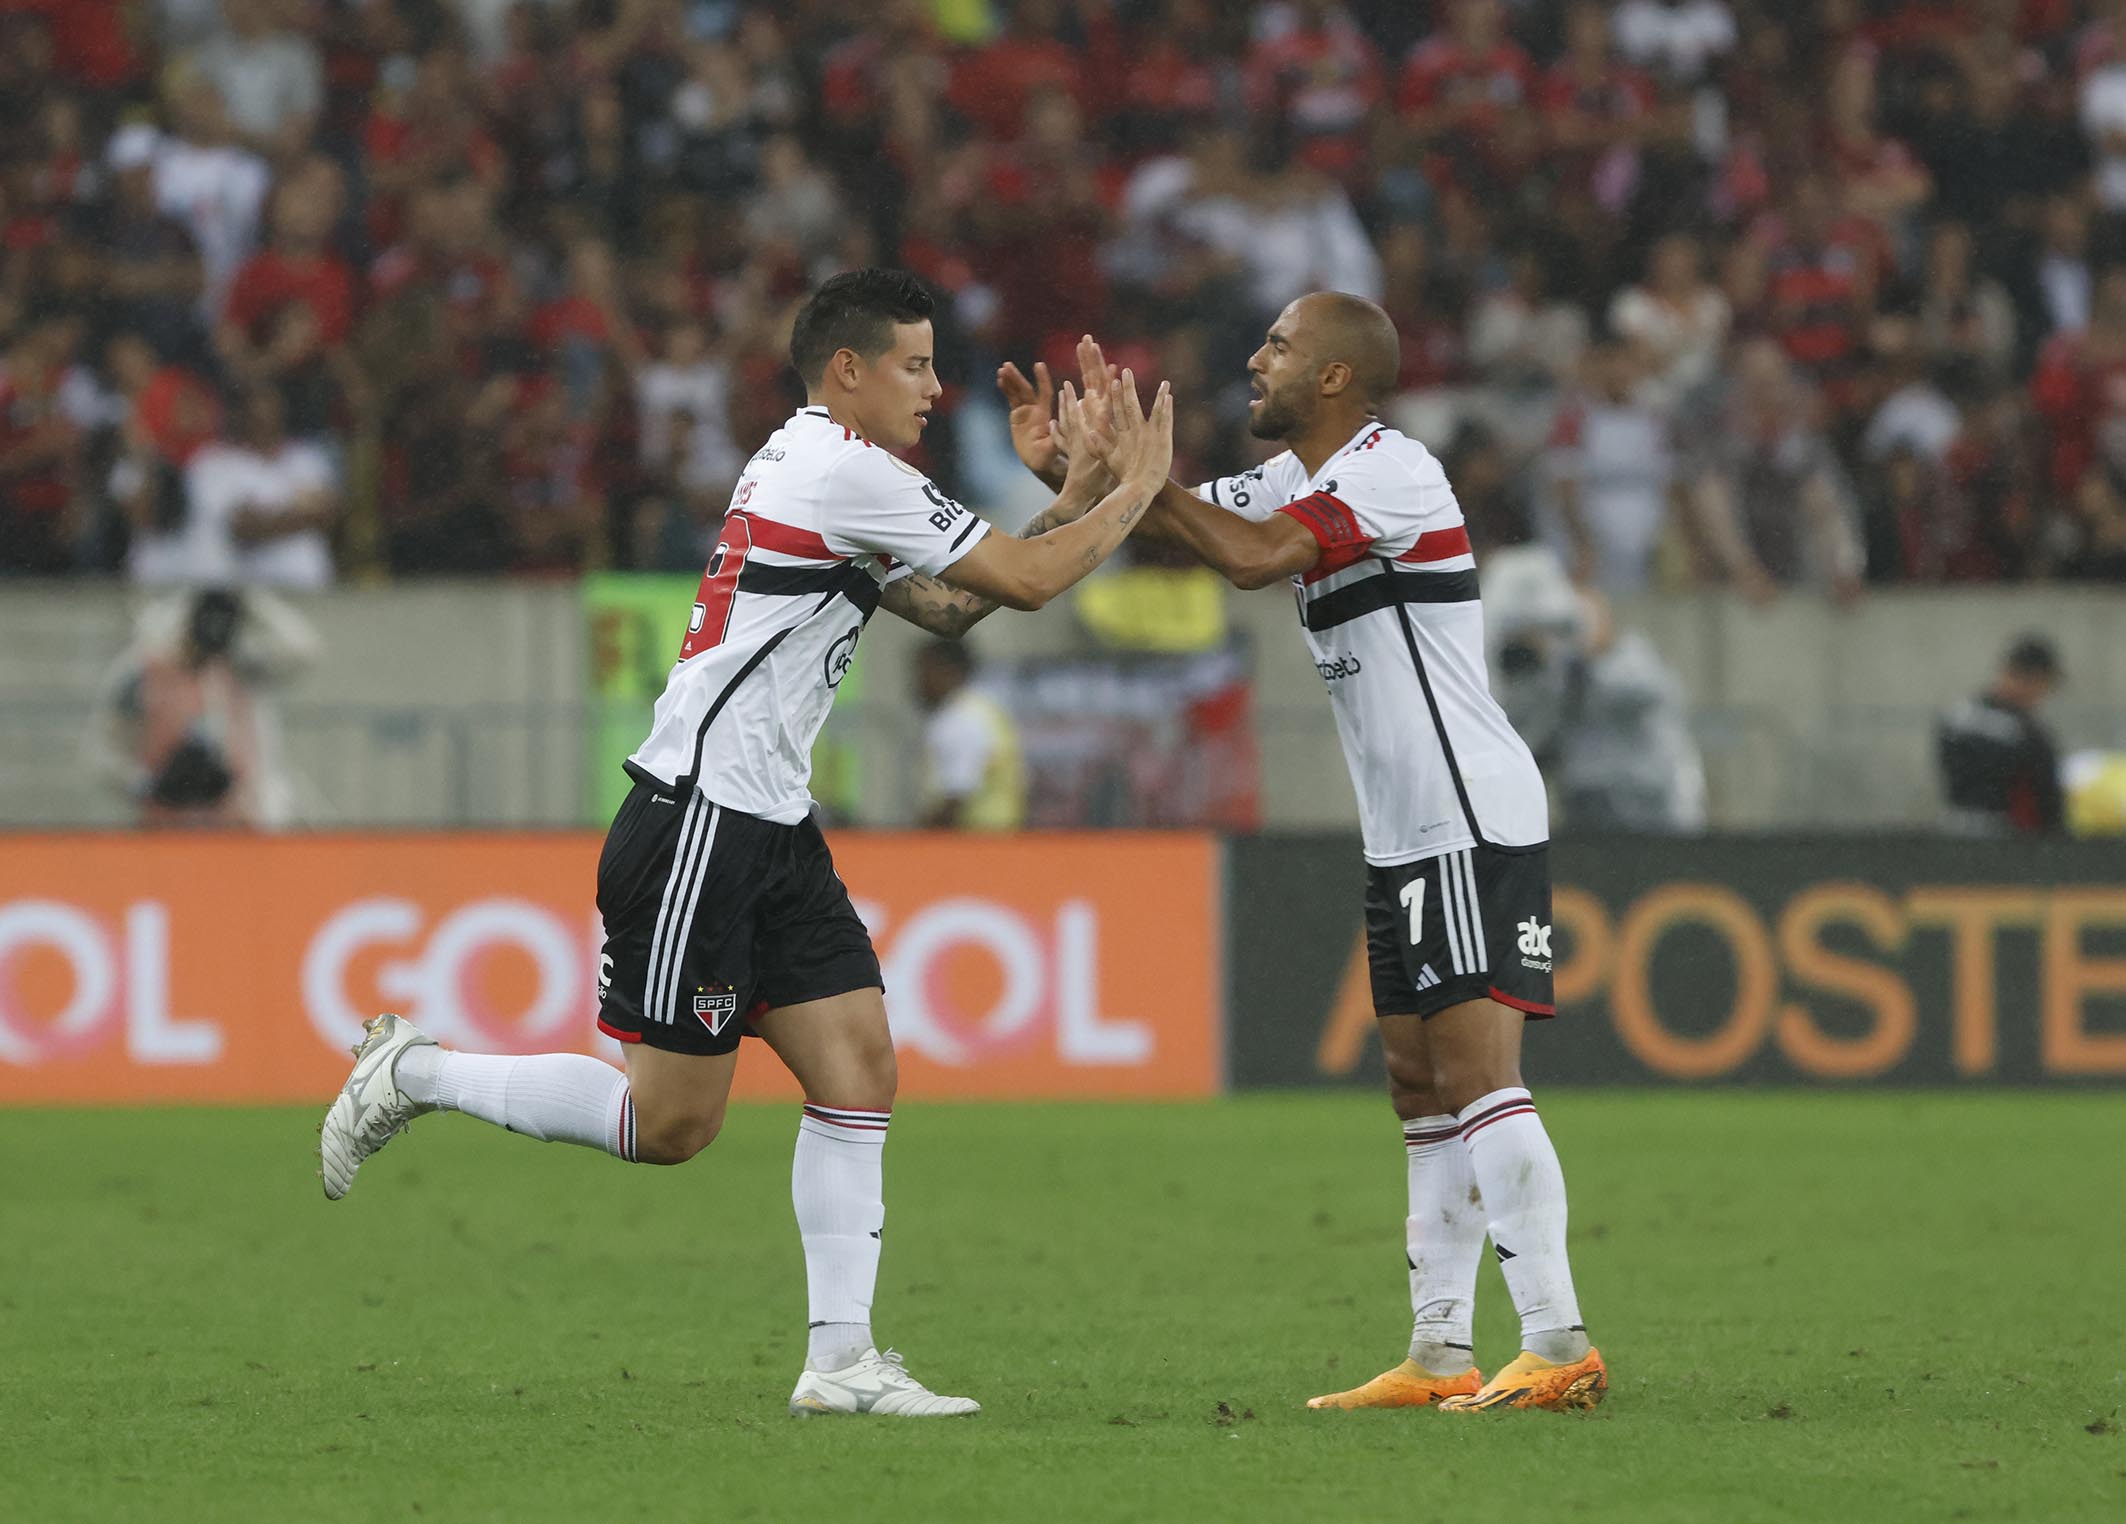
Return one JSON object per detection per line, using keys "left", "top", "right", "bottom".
{"left": 999, "top": 305, "right": 1605, "bottom": 1413}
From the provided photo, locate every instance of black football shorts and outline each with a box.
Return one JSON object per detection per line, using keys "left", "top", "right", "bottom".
{"left": 1363, "top": 842, "right": 1556, "bottom": 1020}
{"left": 594, "top": 774, "right": 882, "bottom": 1055}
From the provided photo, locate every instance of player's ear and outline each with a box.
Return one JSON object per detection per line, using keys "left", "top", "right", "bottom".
{"left": 1320, "top": 361, "right": 1353, "bottom": 398}
{"left": 828, "top": 347, "right": 863, "bottom": 393}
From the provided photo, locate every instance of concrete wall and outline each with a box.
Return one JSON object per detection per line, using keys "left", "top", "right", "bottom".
{"left": 1, "top": 578, "right": 2119, "bottom": 830}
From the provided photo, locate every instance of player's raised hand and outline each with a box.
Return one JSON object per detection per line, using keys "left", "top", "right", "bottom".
{"left": 996, "top": 359, "right": 1060, "bottom": 478}
{"left": 1055, "top": 379, "right": 1116, "bottom": 496}
{"left": 1075, "top": 334, "right": 1121, "bottom": 441}
{"left": 1101, "top": 369, "right": 1174, "bottom": 491}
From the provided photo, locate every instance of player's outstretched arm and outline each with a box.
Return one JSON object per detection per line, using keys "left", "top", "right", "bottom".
{"left": 1143, "top": 480, "right": 1322, "bottom": 589}
{"left": 877, "top": 380, "right": 1137, "bottom": 636}
{"left": 941, "top": 371, "right": 1173, "bottom": 612}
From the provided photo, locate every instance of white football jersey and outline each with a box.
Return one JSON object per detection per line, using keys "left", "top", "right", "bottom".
{"left": 1198, "top": 421, "right": 1547, "bottom": 865}
{"left": 630, "top": 407, "right": 991, "bottom": 821}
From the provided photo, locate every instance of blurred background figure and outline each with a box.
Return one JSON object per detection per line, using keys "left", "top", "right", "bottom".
{"left": 1936, "top": 634, "right": 2065, "bottom": 838}
{"left": 1484, "top": 547, "right": 1705, "bottom": 835}
{"left": 915, "top": 637, "right": 1025, "bottom": 832}
{"left": 83, "top": 586, "right": 318, "bottom": 829}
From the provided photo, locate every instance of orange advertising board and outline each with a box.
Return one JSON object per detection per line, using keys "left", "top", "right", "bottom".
{"left": 0, "top": 833, "right": 1219, "bottom": 1105}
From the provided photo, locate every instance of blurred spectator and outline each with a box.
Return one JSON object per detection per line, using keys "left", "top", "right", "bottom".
{"left": 1821, "top": 46, "right": 1931, "bottom": 233}
{"left": 1398, "top": 0, "right": 1539, "bottom": 197}
{"left": 84, "top": 585, "right": 318, "bottom": 829}
{"left": 1608, "top": 232, "right": 1729, "bottom": 410}
{"left": 91, "top": 123, "right": 207, "bottom": 361}
{"left": 1537, "top": 2, "right": 1655, "bottom": 211}
{"left": 0, "top": 315, "right": 89, "bottom": 573}
{"left": 1468, "top": 240, "right": 1587, "bottom": 396}
{"left": 191, "top": 0, "right": 323, "bottom": 164}
{"left": 2080, "top": 42, "right": 2126, "bottom": 213}
{"left": 1935, "top": 633, "right": 2064, "bottom": 836}
{"left": 2021, "top": 192, "right": 2094, "bottom": 347}
{"left": 1545, "top": 338, "right": 1677, "bottom": 593}
{"left": 106, "top": 331, "right": 223, "bottom": 577}
{"left": 1679, "top": 339, "right": 1866, "bottom": 603}
{"left": 150, "top": 68, "right": 273, "bottom": 320}
{"left": 0, "top": 0, "right": 2111, "bottom": 592}
{"left": 1910, "top": 220, "right": 2016, "bottom": 380}
{"left": 916, "top": 638, "right": 1026, "bottom": 831}
{"left": 1611, "top": 0, "right": 1737, "bottom": 85}
{"left": 149, "top": 382, "right": 339, "bottom": 589}
{"left": 1245, "top": 0, "right": 1382, "bottom": 184}
{"left": 215, "top": 161, "right": 357, "bottom": 442}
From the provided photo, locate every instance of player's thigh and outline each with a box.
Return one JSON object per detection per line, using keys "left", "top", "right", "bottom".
{"left": 751, "top": 987, "right": 896, "bottom": 1111}
{"left": 1423, "top": 998, "right": 1526, "bottom": 1113}
{"left": 621, "top": 1043, "right": 742, "bottom": 1164}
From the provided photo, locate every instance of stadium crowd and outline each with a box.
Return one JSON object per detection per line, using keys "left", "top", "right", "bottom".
{"left": 3, "top": 0, "right": 2126, "bottom": 593}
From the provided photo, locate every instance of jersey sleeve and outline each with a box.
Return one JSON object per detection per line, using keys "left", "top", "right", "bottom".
{"left": 820, "top": 447, "right": 993, "bottom": 577}
{"left": 1192, "top": 453, "right": 1297, "bottom": 523}
{"left": 1285, "top": 448, "right": 1468, "bottom": 567}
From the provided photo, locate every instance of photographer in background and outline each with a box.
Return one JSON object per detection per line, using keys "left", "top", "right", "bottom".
{"left": 1936, "top": 634, "right": 2065, "bottom": 837}
{"left": 1486, "top": 546, "right": 1707, "bottom": 834}
{"left": 85, "top": 586, "right": 318, "bottom": 829}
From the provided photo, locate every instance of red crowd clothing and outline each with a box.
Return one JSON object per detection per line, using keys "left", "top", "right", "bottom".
{"left": 225, "top": 250, "right": 358, "bottom": 347}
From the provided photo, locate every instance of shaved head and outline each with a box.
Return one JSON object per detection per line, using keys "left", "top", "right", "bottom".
{"left": 1286, "top": 291, "right": 1402, "bottom": 407}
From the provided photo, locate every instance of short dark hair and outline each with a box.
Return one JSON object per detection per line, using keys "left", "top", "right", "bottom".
{"left": 2006, "top": 633, "right": 2061, "bottom": 679}
{"left": 789, "top": 268, "right": 935, "bottom": 384}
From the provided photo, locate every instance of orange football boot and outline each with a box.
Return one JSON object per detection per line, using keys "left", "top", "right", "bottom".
{"left": 1307, "top": 1359, "right": 1484, "bottom": 1410}
{"left": 1438, "top": 1348, "right": 1607, "bottom": 1412}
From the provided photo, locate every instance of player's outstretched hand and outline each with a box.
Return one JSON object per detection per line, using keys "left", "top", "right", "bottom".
{"left": 1054, "top": 380, "right": 1113, "bottom": 494}
{"left": 997, "top": 359, "right": 1059, "bottom": 478}
{"left": 1075, "top": 334, "right": 1121, "bottom": 442}
{"left": 1102, "top": 369, "right": 1174, "bottom": 491}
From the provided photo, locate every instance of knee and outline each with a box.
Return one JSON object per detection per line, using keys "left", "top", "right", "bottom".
{"left": 813, "top": 1038, "right": 897, "bottom": 1114}
{"left": 634, "top": 1103, "right": 725, "bottom": 1165}
{"left": 1384, "top": 1053, "right": 1443, "bottom": 1122}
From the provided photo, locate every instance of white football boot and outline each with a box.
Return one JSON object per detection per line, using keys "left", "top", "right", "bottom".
{"left": 319, "top": 1013, "right": 437, "bottom": 1200}
{"left": 788, "top": 1349, "right": 981, "bottom": 1417}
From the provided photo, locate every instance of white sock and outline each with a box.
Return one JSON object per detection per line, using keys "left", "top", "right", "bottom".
{"left": 396, "top": 1046, "right": 636, "bottom": 1161}
{"left": 794, "top": 1104, "right": 890, "bottom": 1372}
{"left": 1457, "top": 1087, "right": 1588, "bottom": 1363}
{"left": 1403, "top": 1114, "right": 1485, "bottom": 1373}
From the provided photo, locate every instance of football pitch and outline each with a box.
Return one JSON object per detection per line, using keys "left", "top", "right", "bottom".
{"left": 3, "top": 1092, "right": 2120, "bottom": 1523}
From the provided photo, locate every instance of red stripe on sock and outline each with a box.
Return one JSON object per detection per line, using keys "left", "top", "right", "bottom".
{"left": 1461, "top": 1105, "right": 1537, "bottom": 1141}
{"left": 1403, "top": 1126, "right": 1462, "bottom": 1146}
{"left": 1458, "top": 1094, "right": 1533, "bottom": 1133}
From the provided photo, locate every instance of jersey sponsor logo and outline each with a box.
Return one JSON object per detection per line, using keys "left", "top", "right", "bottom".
{"left": 1224, "top": 465, "right": 1268, "bottom": 510}
{"left": 921, "top": 481, "right": 967, "bottom": 534}
{"left": 1517, "top": 917, "right": 1553, "bottom": 971}
{"left": 693, "top": 987, "right": 740, "bottom": 1036}
{"left": 751, "top": 447, "right": 784, "bottom": 463}
{"left": 824, "top": 625, "right": 860, "bottom": 688}
{"left": 1314, "top": 654, "right": 1363, "bottom": 682}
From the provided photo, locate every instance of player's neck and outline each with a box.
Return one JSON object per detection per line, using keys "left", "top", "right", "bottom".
{"left": 807, "top": 392, "right": 870, "bottom": 442}
{"left": 1289, "top": 410, "right": 1376, "bottom": 477}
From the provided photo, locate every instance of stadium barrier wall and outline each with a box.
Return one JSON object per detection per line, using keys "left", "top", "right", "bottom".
{"left": 1226, "top": 835, "right": 2126, "bottom": 1088}
{"left": 0, "top": 833, "right": 1219, "bottom": 1105}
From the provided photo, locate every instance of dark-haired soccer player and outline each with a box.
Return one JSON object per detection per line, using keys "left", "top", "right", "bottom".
{"left": 1001, "top": 305, "right": 1604, "bottom": 1413}
{"left": 322, "top": 269, "right": 1172, "bottom": 1417}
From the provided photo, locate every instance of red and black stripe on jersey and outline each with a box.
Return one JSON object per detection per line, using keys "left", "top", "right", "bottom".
{"left": 1283, "top": 492, "right": 1479, "bottom": 632}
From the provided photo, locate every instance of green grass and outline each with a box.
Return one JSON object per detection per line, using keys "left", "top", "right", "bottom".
{"left": 2, "top": 1094, "right": 2122, "bottom": 1523}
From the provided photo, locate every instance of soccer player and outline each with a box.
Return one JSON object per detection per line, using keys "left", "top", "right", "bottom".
{"left": 1000, "top": 305, "right": 1604, "bottom": 1412}
{"left": 321, "top": 269, "right": 1172, "bottom": 1417}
